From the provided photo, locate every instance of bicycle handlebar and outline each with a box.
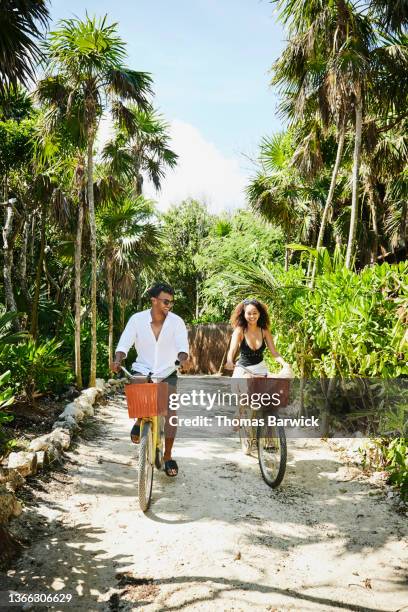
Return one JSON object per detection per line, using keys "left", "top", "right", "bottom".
{"left": 120, "top": 361, "right": 180, "bottom": 383}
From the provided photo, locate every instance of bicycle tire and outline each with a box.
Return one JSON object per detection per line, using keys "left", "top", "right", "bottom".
{"left": 155, "top": 416, "right": 165, "bottom": 469}
{"left": 138, "top": 422, "right": 154, "bottom": 512}
{"left": 238, "top": 406, "right": 256, "bottom": 456}
{"left": 257, "top": 421, "right": 287, "bottom": 488}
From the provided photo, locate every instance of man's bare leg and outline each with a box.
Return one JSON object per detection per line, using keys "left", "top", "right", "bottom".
{"left": 164, "top": 381, "right": 178, "bottom": 476}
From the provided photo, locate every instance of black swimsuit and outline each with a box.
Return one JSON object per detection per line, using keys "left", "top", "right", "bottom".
{"left": 237, "top": 332, "right": 266, "bottom": 367}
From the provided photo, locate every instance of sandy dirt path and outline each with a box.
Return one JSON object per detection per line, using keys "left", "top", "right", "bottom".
{"left": 2, "top": 394, "right": 407, "bottom": 612}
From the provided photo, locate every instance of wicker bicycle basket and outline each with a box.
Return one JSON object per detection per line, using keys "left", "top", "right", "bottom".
{"left": 125, "top": 381, "right": 168, "bottom": 418}
{"left": 247, "top": 377, "right": 290, "bottom": 409}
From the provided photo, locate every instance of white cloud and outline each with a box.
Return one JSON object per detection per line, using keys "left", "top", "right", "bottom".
{"left": 96, "top": 116, "right": 247, "bottom": 213}
{"left": 145, "top": 120, "right": 247, "bottom": 213}
{"left": 95, "top": 113, "right": 115, "bottom": 155}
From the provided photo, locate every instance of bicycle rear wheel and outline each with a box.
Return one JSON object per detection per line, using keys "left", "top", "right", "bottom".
{"left": 257, "top": 421, "right": 287, "bottom": 488}
{"left": 138, "top": 421, "right": 154, "bottom": 512}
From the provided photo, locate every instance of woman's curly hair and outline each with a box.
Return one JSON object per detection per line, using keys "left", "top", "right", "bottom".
{"left": 230, "top": 299, "right": 270, "bottom": 330}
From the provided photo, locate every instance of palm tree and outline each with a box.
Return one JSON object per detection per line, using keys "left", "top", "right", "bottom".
{"left": 38, "top": 15, "right": 153, "bottom": 385}
{"left": 271, "top": 1, "right": 408, "bottom": 270}
{"left": 0, "top": 0, "right": 49, "bottom": 94}
{"left": 368, "top": 1, "right": 408, "bottom": 33}
{"left": 271, "top": 1, "right": 376, "bottom": 270}
{"left": 246, "top": 132, "right": 322, "bottom": 271}
{"left": 103, "top": 106, "right": 178, "bottom": 196}
{"left": 96, "top": 195, "right": 161, "bottom": 365}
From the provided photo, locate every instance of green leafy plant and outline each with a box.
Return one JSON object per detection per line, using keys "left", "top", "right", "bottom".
{"left": 0, "top": 339, "right": 72, "bottom": 405}
{"left": 59, "top": 314, "right": 109, "bottom": 385}
{"left": 385, "top": 438, "right": 408, "bottom": 501}
{"left": 0, "top": 371, "right": 15, "bottom": 456}
{"left": 0, "top": 311, "right": 28, "bottom": 347}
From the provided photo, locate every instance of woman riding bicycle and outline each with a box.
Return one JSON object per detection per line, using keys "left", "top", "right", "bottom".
{"left": 224, "top": 298, "right": 291, "bottom": 377}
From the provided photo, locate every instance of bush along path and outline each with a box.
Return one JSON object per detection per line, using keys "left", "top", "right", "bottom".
{"left": 1, "top": 387, "right": 407, "bottom": 611}
{"left": 0, "top": 377, "right": 123, "bottom": 568}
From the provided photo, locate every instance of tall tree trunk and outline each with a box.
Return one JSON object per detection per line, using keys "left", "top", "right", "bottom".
{"left": 29, "top": 214, "right": 36, "bottom": 271}
{"left": 3, "top": 208, "right": 17, "bottom": 314}
{"left": 74, "top": 197, "right": 84, "bottom": 388}
{"left": 87, "top": 131, "right": 98, "bottom": 387}
{"left": 346, "top": 86, "right": 363, "bottom": 269}
{"left": 30, "top": 200, "right": 46, "bottom": 339}
{"left": 135, "top": 173, "right": 143, "bottom": 197}
{"left": 136, "top": 273, "right": 143, "bottom": 310}
{"left": 311, "top": 118, "right": 346, "bottom": 286}
{"left": 195, "top": 277, "right": 199, "bottom": 320}
{"left": 120, "top": 301, "right": 126, "bottom": 332}
{"left": 367, "top": 177, "right": 379, "bottom": 265}
{"left": 19, "top": 216, "right": 29, "bottom": 306}
{"left": 106, "top": 257, "right": 114, "bottom": 367}
{"left": 2, "top": 179, "right": 18, "bottom": 319}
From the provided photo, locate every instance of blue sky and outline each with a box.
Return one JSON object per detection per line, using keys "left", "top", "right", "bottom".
{"left": 49, "top": 0, "right": 287, "bottom": 211}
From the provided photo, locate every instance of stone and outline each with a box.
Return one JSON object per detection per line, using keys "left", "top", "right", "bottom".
{"left": 59, "top": 402, "right": 84, "bottom": 422}
{"left": 49, "top": 429, "right": 70, "bottom": 450}
{"left": 81, "top": 387, "right": 98, "bottom": 405}
{"left": 0, "top": 486, "right": 23, "bottom": 523}
{"left": 28, "top": 434, "right": 51, "bottom": 453}
{"left": 74, "top": 396, "right": 94, "bottom": 416}
{"left": 3, "top": 469, "right": 25, "bottom": 492}
{"left": 7, "top": 452, "right": 37, "bottom": 477}
{"left": 95, "top": 378, "right": 105, "bottom": 391}
{"left": 52, "top": 418, "right": 78, "bottom": 434}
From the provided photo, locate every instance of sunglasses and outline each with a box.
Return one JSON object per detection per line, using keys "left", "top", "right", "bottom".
{"left": 156, "top": 297, "right": 175, "bottom": 306}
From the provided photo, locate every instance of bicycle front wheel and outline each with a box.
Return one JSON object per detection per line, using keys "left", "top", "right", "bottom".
{"left": 257, "top": 421, "right": 287, "bottom": 488}
{"left": 138, "top": 421, "right": 154, "bottom": 512}
{"left": 238, "top": 406, "right": 256, "bottom": 456}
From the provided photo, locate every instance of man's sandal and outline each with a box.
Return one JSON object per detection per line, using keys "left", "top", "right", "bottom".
{"left": 130, "top": 422, "right": 140, "bottom": 444}
{"left": 164, "top": 459, "right": 178, "bottom": 477}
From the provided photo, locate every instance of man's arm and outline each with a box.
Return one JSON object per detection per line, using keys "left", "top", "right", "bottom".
{"left": 175, "top": 318, "right": 189, "bottom": 369}
{"left": 111, "top": 351, "right": 126, "bottom": 373}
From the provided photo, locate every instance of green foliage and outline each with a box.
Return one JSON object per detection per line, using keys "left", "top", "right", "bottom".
{"left": 0, "top": 371, "right": 15, "bottom": 456}
{"left": 363, "top": 438, "right": 408, "bottom": 501}
{"left": 0, "top": 371, "right": 14, "bottom": 416}
{"left": 157, "top": 199, "right": 214, "bottom": 321}
{"left": 222, "top": 260, "right": 407, "bottom": 378}
{"left": 0, "top": 339, "right": 72, "bottom": 404}
{"left": 384, "top": 438, "right": 408, "bottom": 500}
{"left": 0, "top": 311, "right": 28, "bottom": 347}
{"left": 197, "top": 210, "right": 285, "bottom": 322}
{"left": 0, "top": 0, "right": 49, "bottom": 94}
{"left": 0, "top": 86, "right": 34, "bottom": 121}
{"left": 0, "top": 117, "right": 35, "bottom": 175}
{"left": 59, "top": 315, "right": 110, "bottom": 384}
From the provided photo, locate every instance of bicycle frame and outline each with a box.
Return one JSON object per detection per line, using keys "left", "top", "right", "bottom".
{"left": 120, "top": 363, "right": 178, "bottom": 466}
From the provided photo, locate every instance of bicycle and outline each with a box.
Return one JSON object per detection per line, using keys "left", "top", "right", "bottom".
{"left": 231, "top": 363, "right": 290, "bottom": 489}
{"left": 121, "top": 362, "right": 179, "bottom": 512}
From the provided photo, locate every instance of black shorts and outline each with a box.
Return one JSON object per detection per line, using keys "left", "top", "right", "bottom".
{"left": 131, "top": 371, "right": 178, "bottom": 392}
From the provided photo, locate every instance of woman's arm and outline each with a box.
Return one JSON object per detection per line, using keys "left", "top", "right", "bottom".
{"left": 263, "top": 329, "right": 288, "bottom": 366}
{"left": 225, "top": 327, "right": 243, "bottom": 369}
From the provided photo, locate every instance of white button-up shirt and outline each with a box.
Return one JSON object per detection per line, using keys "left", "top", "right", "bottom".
{"left": 116, "top": 309, "right": 189, "bottom": 378}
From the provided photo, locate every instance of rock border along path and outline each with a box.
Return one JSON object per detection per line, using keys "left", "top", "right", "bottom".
{"left": 1, "top": 387, "right": 407, "bottom": 611}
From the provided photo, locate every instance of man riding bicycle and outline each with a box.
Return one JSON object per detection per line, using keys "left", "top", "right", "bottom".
{"left": 110, "top": 282, "right": 189, "bottom": 477}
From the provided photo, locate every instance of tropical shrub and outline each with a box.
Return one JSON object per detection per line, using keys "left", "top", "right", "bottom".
{"left": 0, "top": 339, "right": 72, "bottom": 404}
{"left": 385, "top": 438, "right": 408, "bottom": 501}
{"left": 0, "top": 371, "right": 15, "bottom": 455}
{"left": 222, "top": 260, "right": 407, "bottom": 378}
